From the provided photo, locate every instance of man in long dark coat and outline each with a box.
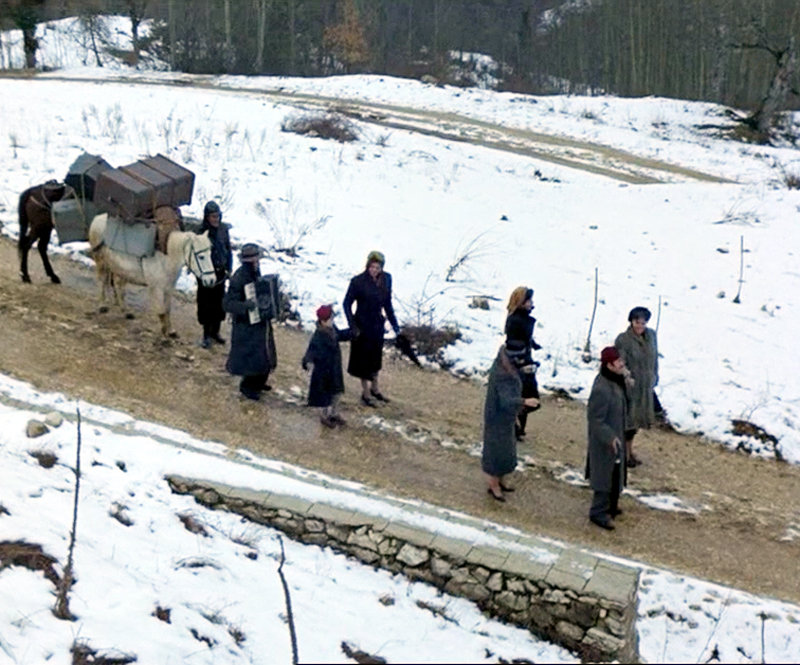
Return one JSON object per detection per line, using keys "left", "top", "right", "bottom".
{"left": 585, "top": 346, "right": 628, "bottom": 530}
{"left": 196, "top": 201, "right": 232, "bottom": 348}
{"left": 223, "top": 244, "right": 275, "bottom": 400}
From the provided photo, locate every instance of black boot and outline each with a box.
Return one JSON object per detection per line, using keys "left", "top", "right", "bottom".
{"left": 201, "top": 324, "right": 212, "bottom": 349}
{"left": 210, "top": 321, "right": 226, "bottom": 344}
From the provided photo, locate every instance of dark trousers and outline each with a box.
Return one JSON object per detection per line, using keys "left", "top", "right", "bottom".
{"left": 589, "top": 462, "right": 621, "bottom": 521}
{"left": 240, "top": 373, "right": 269, "bottom": 395}
{"left": 197, "top": 280, "right": 226, "bottom": 338}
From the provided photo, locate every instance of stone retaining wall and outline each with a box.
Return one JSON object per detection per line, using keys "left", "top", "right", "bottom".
{"left": 167, "top": 475, "right": 639, "bottom": 662}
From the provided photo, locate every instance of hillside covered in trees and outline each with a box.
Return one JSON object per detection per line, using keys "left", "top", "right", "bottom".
{"left": 2, "top": 1, "right": 800, "bottom": 120}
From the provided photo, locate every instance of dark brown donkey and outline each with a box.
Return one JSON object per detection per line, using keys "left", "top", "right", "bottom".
{"left": 18, "top": 180, "right": 67, "bottom": 284}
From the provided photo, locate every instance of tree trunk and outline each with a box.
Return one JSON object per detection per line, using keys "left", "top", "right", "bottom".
{"left": 131, "top": 18, "right": 141, "bottom": 65}
{"left": 750, "top": 37, "right": 797, "bottom": 137}
{"left": 168, "top": 0, "right": 176, "bottom": 70}
{"left": 224, "top": 0, "right": 232, "bottom": 51}
{"left": 22, "top": 28, "right": 37, "bottom": 69}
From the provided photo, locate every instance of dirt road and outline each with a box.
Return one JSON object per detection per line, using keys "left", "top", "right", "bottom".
{"left": 1, "top": 235, "right": 798, "bottom": 604}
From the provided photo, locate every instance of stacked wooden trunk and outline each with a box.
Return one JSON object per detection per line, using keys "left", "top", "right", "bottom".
{"left": 53, "top": 152, "right": 195, "bottom": 257}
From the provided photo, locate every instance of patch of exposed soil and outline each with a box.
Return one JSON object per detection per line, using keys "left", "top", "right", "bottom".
{"left": 1, "top": 236, "right": 799, "bottom": 603}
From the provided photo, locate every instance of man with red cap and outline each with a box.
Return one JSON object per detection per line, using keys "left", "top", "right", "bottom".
{"left": 585, "top": 346, "right": 628, "bottom": 530}
{"left": 302, "top": 304, "right": 354, "bottom": 427}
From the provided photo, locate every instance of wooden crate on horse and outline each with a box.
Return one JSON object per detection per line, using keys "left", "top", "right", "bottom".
{"left": 52, "top": 152, "right": 112, "bottom": 244}
{"left": 94, "top": 154, "right": 194, "bottom": 221}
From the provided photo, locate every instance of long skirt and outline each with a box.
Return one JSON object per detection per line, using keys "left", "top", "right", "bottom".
{"left": 348, "top": 332, "right": 383, "bottom": 379}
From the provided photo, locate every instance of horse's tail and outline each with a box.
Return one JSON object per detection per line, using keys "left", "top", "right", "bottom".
{"left": 17, "top": 187, "right": 32, "bottom": 255}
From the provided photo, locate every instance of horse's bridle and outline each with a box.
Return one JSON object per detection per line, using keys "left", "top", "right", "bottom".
{"left": 185, "top": 240, "right": 216, "bottom": 283}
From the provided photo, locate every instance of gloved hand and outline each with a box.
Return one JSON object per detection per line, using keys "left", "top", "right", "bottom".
{"left": 532, "top": 341, "right": 543, "bottom": 351}
{"left": 245, "top": 299, "right": 257, "bottom": 311}
{"left": 302, "top": 360, "right": 309, "bottom": 371}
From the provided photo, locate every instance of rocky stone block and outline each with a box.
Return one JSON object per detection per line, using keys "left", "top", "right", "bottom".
{"left": 472, "top": 566, "right": 490, "bottom": 583}
{"left": 347, "top": 530, "right": 379, "bottom": 552}
{"left": 397, "top": 543, "right": 430, "bottom": 567}
{"left": 431, "top": 557, "right": 453, "bottom": 579}
{"left": 496, "top": 591, "right": 528, "bottom": 612}
{"left": 44, "top": 411, "right": 64, "bottom": 427}
{"left": 556, "top": 620, "right": 585, "bottom": 645}
{"left": 25, "top": 420, "right": 49, "bottom": 438}
{"left": 304, "top": 519, "right": 325, "bottom": 533}
{"left": 325, "top": 524, "right": 351, "bottom": 542}
{"left": 351, "top": 546, "right": 380, "bottom": 565}
{"left": 582, "top": 627, "right": 624, "bottom": 657}
{"left": 486, "top": 571, "right": 504, "bottom": 591}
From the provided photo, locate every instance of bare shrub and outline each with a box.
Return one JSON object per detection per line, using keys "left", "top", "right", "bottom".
{"left": 29, "top": 449, "right": 58, "bottom": 468}
{"left": 0, "top": 540, "right": 61, "bottom": 585}
{"left": 785, "top": 172, "right": 800, "bottom": 189}
{"left": 281, "top": 112, "right": 358, "bottom": 142}
{"left": 254, "top": 191, "right": 330, "bottom": 257}
{"left": 401, "top": 324, "right": 462, "bottom": 366}
{"left": 445, "top": 229, "right": 499, "bottom": 282}
{"left": 71, "top": 642, "right": 137, "bottom": 664}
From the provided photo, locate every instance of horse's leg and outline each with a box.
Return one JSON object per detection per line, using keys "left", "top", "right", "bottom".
{"left": 97, "top": 268, "right": 110, "bottom": 313}
{"left": 152, "top": 287, "right": 176, "bottom": 338}
{"left": 19, "top": 234, "right": 32, "bottom": 283}
{"left": 112, "top": 276, "right": 133, "bottom": 319}
{"left": 38, "top": 228, "right": 60, "bottom": 284}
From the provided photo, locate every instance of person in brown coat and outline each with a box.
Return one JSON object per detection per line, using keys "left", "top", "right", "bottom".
{"left": 585, "top": 346, "right": 628, "bottom": 530}
{"left": 615, "top": 306, "right": 658, "bottom": 468}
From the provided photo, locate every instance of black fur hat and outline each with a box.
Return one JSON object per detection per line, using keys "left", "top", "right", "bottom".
{"left": 628, "top": 306, "right": 651, "bottom": 323}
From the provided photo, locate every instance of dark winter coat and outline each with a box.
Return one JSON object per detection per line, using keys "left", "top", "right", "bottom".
{"left": 223, "top": 263, "right": 275, "bottom": 377}
{"left": 302, "top": 324, "right": 354, "bottom": 407}
{"left": 343, "top": 270, "right": 399, "bottom": 379}
{"left": 195, "top": 221, "right": 232, "bottom": 326}
{"left": 482, "top": 349, "right": 524, "bottom": 477}
{"left": 585, "top": 368, "right": 627, "bottom": 493}
{"left": 505, "top": 308, "right": 541, "bottom": 399}
{"left": 615, "top": 326, "right": 658, "bottom": 429}
{"left": 504, "top": 308, "right": 541, "bottom": 364}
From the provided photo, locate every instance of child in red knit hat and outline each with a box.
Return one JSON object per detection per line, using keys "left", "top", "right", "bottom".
{"left": 302, "top": 305, "right": 355, "bottom": 427}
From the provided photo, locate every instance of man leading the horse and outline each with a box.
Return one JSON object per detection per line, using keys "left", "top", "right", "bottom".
{"left": 196, "top": 200, "right": 232, "bottom": 348}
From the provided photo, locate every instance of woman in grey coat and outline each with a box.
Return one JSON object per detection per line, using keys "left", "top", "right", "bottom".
{"left": 482, "top": 345, "right": 540, "bottom": 501}
{"left": 586, "top": 346, "right": 628, "bottom": 530}
{"left": 615, "top": 306, "right": 658, "bottom": 467}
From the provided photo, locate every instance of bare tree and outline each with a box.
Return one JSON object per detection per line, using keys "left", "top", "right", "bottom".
{"left": 122, "top": 0, "right": 150, "bottom": 66}
{"left": 740, "top": 36, "right": 798, "bottom": 139}
{"left": 5, "top": 0, "right": 45, "bottom": 69}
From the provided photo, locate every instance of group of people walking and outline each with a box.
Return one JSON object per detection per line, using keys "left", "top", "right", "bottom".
{"left": 192, "top": 201, "right": 399, "bottom": 425}
{"left": 195, "top": 201, "right": 661, "bottom": 532}
{"left": 482, "top": 288, "right": 660, "bottom": 531}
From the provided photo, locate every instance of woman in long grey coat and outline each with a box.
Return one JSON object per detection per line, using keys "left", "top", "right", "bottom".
{"left": 585, "top": 346, "right": 628, "bottom": 530}
{"left": 615, "top": 306, "right": 658, "bottom": 467}
{"left": 482, "top": 345, "right": 540, "bottom": 501}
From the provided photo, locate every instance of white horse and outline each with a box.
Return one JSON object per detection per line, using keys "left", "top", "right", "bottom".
{"left": 88, "top": 213, "right": 216, "bottom": 338}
